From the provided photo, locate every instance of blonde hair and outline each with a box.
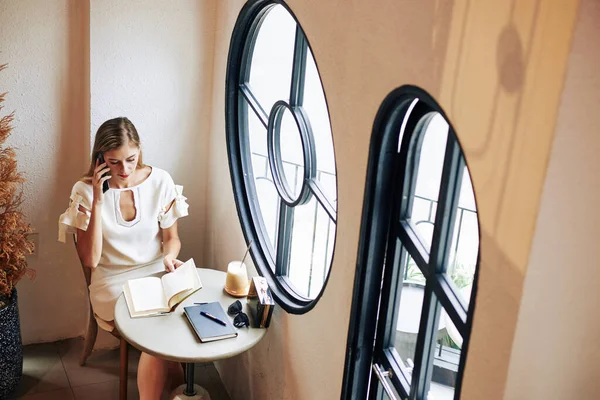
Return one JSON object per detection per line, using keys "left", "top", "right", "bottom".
{"left": 84, "top": 117, "right": 145, "bottom": 178}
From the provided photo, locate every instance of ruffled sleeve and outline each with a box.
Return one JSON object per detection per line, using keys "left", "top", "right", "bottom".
{"left": 158, "top": 184, "right": 189, "bottom": 229}
{"left": 58, "top": 182, "right": 92, "bottom": 243}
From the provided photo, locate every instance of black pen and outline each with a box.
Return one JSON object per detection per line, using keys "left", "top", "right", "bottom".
{"left": 200, "top": 311, "right": 227, "bottom": 326}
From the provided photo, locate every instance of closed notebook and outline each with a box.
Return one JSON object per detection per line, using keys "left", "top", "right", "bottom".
{"left": 183, "top": 302, "right": 238, "bottom": 343}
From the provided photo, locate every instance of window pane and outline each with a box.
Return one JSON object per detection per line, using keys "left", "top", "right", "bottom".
{"left": 394, "top": 256, "right": 432, "bottom": 379}
{"left": 247, "top": 102, "right": 278, "bottom": 260}
{"left": 430, "top": 307, "right": 463, "bottom": 400}
{"left": 446, "top": 167, "right": 478, "bottom": 307}
{"left": 304, "top": 49, "right": 337, "bottom": 207}
{"left": 278, "top": 107, "right": 304, "bottom": 198}
{"left": 409, "top": 113, "right": 448, "bottom": 251}
{"left": 287, "top": 197, "right": 334, "bottom": 299}
{"left": 248, "top": 5, "right": 295, "bottom": 114}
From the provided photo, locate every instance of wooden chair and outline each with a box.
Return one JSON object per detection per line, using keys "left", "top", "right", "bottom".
{"left": 74, "top": 237, "right": 129, "bottom": 400}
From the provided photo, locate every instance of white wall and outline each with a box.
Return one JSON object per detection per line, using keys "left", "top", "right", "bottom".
{"left": 0, "top": 0, "right": 216, "bottom": 346}
{"left": 90, "top": 0, "right": 216, "bottom": 268}
{"left": 504, "top": 0, "right": 600, "bottom": 398}
{"left": 0, "top": 0, "right": 90, "bottom": 344}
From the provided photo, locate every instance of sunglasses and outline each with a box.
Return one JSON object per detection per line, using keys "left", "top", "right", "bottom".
{"left": 228, "top": 300, "right": 250, "bottom": 328}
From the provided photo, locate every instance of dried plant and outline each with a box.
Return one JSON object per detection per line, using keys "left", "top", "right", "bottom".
{"left": 0, "top": 63, "right": 35, "bottom": 308}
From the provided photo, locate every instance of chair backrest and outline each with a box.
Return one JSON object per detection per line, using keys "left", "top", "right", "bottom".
{"left": 73, "top": 235, "right": 92, "bottom": 288}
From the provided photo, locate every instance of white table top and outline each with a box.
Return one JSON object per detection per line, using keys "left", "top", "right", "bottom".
{"left": 114, "top": 268, "right": 267, "bottom": 363}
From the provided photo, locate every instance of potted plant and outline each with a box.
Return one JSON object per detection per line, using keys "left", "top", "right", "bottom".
{"left": 0, "top": 63, "right": 35, "bottom": 398}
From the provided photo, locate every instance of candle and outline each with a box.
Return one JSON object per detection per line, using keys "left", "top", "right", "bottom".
{"left": 225, "top": 261, "right": 250, "bottom": 296}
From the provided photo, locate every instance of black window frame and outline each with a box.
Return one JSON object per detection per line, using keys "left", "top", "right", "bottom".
{"left": 225, "top": 0, "right": 337, "bottom": 314}
{"left": 342, "top": 85, "right": 480, "bottom": 399}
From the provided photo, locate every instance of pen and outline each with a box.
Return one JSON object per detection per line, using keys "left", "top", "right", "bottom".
{"left": 200, "top": 311, "right": 227, "bottom": 326}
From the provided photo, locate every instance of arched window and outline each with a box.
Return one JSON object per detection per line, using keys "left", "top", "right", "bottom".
{"left": 343, "top": 86, "right": 480, "bottom": 399}
{"left": 226, "top": 0, "right": 337, "bottom": 313}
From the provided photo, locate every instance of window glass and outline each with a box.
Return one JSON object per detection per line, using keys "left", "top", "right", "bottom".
{"left": 447, "top": 167, "right": 478, "bottom": 307}
{"left": 248, "top": 5, "right": 295, "bottom": 113}
{"left": 247, "top": 100, "right": 278, "bottom": 256}
{"left": 288, "top": 198, "right": 335, "bottom": 298}
{"left": 410, "top": 113, "right": 448, "bottom": 251}
{"left": 431, "top": 307, "right": 464, "bottom": 400}
{"left": 394, "top": 256, "right": 427, "bottom": 375}
{"left": 304, "top": 49, "right": 337, "bottom": 207}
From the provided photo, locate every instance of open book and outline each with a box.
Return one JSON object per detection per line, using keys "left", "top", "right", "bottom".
{"left": 123, "top": 258, "right": 202, "bottom": 317}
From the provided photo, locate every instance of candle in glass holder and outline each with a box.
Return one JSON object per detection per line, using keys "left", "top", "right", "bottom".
{"left": 225, "top": 261, "right": 249, "bottom": 296}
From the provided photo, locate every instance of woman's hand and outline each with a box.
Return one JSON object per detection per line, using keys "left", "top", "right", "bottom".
{"left": 164, "top": 256, "right": 184, "bottom": 272}
{"left": 92, "top": 158, "right": 111, "bottom": 204}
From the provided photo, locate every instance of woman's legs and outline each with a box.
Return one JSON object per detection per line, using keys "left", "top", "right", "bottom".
{"left": 138, "top": 352, "right": 184, "bottom": 400}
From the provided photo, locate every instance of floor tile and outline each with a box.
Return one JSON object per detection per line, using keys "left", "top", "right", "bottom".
{"left": 14, "top": 340, "right": 230, "bottom": 400}
{"left": 16, "top": 388, "right": 75, "bottom": 400}
{"left": 71, "top": 377, "right": 139, "bottom": 400}
{"left": 57, "top": 338, "right": 137, "bottom": 388}
{"left": 193, "top": 363, "right": 230, "bottom": 400}
{"left": 8, "top": 342, "right": 70, "bottom": 398}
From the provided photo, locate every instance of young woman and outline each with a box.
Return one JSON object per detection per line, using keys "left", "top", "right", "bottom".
{"left": 58, "top": 117, "right": 189, "bottom": 399}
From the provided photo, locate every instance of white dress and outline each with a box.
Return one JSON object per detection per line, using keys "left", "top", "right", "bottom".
{"left": 58, "top": 167, "right": 189, "bottom": 331}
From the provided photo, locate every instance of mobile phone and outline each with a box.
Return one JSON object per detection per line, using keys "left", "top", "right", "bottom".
{"left": 97, "top": 154, "right": 110, "bottom": 193}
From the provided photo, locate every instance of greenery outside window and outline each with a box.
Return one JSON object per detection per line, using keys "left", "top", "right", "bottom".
{"left": 226, "top": 0, "right": 337, "bottom": 313}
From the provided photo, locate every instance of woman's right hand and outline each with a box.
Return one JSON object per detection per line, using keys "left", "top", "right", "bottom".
{"left": 92, "top": 158, "right": 111, "bottom": 204}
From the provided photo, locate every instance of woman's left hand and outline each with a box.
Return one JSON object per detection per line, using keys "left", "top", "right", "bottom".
{"left": 164, "top": 256, "right": 184, "bottom": 272}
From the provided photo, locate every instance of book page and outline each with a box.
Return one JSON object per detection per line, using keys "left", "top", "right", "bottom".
{"left": 161, "top": 259, "right": 201, "bottom": 309}
{"left": 126, "top": 277, "right": 169, "bottom": 315}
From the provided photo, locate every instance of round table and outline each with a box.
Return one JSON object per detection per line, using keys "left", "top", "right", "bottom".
{"left": 114, "top": 268, "right": 267, "bottom": 399}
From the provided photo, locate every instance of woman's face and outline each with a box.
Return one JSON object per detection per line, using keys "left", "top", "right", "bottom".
{"left": 102, "top": 141, "right": 140, "bottom": 184}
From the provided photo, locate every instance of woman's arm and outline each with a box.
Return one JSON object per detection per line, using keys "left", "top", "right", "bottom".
{"left": 162, "top": 220, "right": 183, "bottom": 272}
{"left": 75, "top": 159, "right": 111, "bottom": 268}
{"left": 76, "top": 203, "right": 103, "bottom": 268}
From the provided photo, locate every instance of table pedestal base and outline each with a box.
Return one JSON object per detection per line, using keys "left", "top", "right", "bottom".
{"left": 169, "top": 384, "right": 211, "bottom": 400}
{"left": 169, "top": 362, "right": 211, "bottom": 400}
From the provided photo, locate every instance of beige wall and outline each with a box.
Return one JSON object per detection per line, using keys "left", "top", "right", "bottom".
{"left": 505, "top": 0, "right": 600, "bottom": 398}
{"left": 207, "top": 1, "right": 579, "bottom": 399}
{"left": 0, "top": 0, "right": 216, "bottom": 346}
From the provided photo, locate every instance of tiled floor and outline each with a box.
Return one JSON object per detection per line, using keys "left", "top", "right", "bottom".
{"left": 8, "top": 338, "right": 230, "bottom": 400}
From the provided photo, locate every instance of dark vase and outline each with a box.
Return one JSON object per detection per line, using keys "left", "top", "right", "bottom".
{"left": 0, "top": 288, "right": 23, "bottom": 399}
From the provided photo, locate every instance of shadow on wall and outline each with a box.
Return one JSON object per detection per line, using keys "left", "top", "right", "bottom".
{"left": 52, "top": 0, "right": 116, "bottom": 347}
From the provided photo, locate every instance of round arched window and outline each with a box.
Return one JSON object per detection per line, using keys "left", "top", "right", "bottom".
{"left": 343, "top": 86, "right": 480, "bottom": 399}
{"left": 226, "top": 1, "right": 337, "bottom": 313}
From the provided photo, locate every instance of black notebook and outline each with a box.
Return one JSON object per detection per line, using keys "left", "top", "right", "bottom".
{"left": 183, "top": 302, "right": 238, "bottom": 343}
